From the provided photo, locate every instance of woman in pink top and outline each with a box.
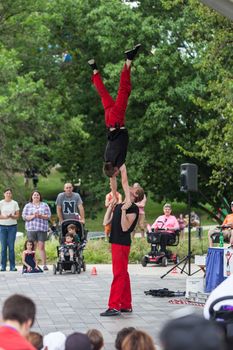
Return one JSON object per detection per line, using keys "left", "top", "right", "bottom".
{"left": 152, "top": 203, "right": 179, "bottom": 255}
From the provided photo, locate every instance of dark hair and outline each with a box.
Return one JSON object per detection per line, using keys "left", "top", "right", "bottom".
{"left": 2, "top": 294, "right": 36, "bottom": 325}
{"left": 4, "top": 188, "right": 12, "bottom": 194}
{"left": 160, "top": 314, "right": 226, "bottom": 350}
{"left": 103, "top": 162, "right": 116, "bottom": 177}
{"left": 86, "top": 329, "right": 104, "bottom": 350}
{"left": 66, "top": 233, "right": 74, "bottom": 240}
{"left": 24, "top": 240, "right": 35, "bottom": 250}
{"left": 134, "top": 187, "right": 144, "bottom": 203}
{"left": 67, "top": 224, "right": 77, "bottom": 232}
{"left": 26, "top": 331, "right": 43, "bottom": 350}
{"left": 115, "top": 327, "right": 136, "bottom": 350}
{"left": 122, "top": 330, "right": 156, "bottom": 350}
{"left": 29, "top": 190, "right": 43, "bottom": 202}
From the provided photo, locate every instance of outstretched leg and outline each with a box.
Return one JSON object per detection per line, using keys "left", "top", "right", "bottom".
{"left": 89, "top": 59, "right": 115, "bottom": 122}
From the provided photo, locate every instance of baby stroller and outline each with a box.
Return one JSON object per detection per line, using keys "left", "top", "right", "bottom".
{"left": 53, "top": 219, "right": 87, "bottom": 275}
{"left": 141, "top": 228, "right": 180, "bottom": 267}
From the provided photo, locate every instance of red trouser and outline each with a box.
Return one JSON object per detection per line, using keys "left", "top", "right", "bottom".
{"left": 92, "top": 65, "right": 131, "bottom": 128}
{"left": 108, "top": 243, "right": 132, "bottom": 310}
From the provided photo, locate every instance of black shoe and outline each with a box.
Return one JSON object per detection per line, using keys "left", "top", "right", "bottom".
{"left": 125, "top": 44, "right": 141, "bottom": 60}
{"left": 88, "top": 59, "right": 98, "bottom": 71}
{"left": 100, "top": 308, "right": 121, "bottom": 316}
{"left": 10, "top": 267, "right": 17, "bottom": 271}
{"left": 0, "top": 268, "right": 6, "bottom": 272}
{"left": 120, "top": 308, "right": 133, "bottom": 313}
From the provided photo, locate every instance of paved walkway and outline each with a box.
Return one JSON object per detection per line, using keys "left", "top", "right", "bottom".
{"left": 0, "top": 263, "right": 205, "bottom": 349}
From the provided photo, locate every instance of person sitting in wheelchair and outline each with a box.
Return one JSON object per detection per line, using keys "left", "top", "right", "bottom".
{"left": 208, "top": 201, "right": 233, "bottom": 247}
{"left": 151, "top": 203, "right": 179, "bottom": 256}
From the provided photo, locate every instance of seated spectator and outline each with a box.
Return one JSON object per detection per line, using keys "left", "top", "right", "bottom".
{"left": 65, "top": 332, "right": 92, "bottom": 350}
{"left": 22, "top": 240, "right": 43, "bottom": 274}
{"left": 208, "top": 201, "right": 233, "bottom": 247}
{"left": 160, "top": 313, "right": 226, "bottom": 350}
{"left": 86, "top": 329, "right": 104, "bottom": 350}
{"left": 177, "top": 214, "right": 187, "bottom": 240}
{"left": 151, "top": 203, "right": 179, "bottom": 255}
{"left": 26, "top": 331, "right": 43, "bottom": 350}
{"left": 59, "top": 233, "right": 76, "bottom": 262}
{"left": 0, "top": 294, "right": 36, "bottom": 350}
{"left": 43, "top": 331, "right": 66, "bottom": 350}
{"left": 115, "top": 327, "right": 136, "bottom": 350}
{"left": 122, "top": 330, "right": 156, "bottom": 350}
{"left": 66, "top": 223, "right": 81, "bottom": 244}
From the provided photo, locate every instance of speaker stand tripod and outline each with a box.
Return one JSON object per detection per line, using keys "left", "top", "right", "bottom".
{"left": 160, "top": 192, "right": 202, "bottom": 279}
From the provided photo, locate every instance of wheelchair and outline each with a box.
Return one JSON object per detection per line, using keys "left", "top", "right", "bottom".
{"left": 141, "top": 228, "right": 180, "bottom": 267}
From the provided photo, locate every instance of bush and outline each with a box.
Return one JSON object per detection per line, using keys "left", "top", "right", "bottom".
{"left": 15, "top": 230, "right": 209, "bottom": 265}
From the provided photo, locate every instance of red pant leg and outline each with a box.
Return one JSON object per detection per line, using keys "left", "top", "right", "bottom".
{"left": 108, "top": 65, "right": 131, "bottom": 127}
{"left": 92, "top": 73, "right": 115, "bottom": 126}
{"left": 108, "top": 243, "right": 131, "bottom": 310}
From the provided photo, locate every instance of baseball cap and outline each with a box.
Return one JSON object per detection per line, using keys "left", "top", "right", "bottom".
{"left": 163, "top": 203, "right": 171, "bottom": 209}
{"left": 65, "top": 332, "right": 92, "bottom": 350}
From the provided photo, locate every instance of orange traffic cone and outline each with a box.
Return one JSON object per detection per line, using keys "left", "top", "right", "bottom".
{"left": 91, "top": 266, "right": 97, "bottom": 275}
{"left": 172, "top": 266, "right": 178, "bottom": 274}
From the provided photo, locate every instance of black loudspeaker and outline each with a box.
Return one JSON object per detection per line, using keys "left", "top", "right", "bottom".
{"left": 180, "top": 163, "right": 198, "bottom": 192}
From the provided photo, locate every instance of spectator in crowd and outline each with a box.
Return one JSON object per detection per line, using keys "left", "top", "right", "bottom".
{"left": 43, "top": 331, "right": 66, "bottom": 350}
{"left": 177, "top": 214, "right": 187, "bottom": 240}
{"left": 122, "top": 330, "right": 156, "bottom": 350}
{"left": 100, "top": 186, "right": 144, "bottom": 316}
{"left": 22, "top": 191, "right": 51, "bottom": 271}
{"left": 22, "top": 240, "right": 43, "bottom": 273}
{"left": 65, "top": 332, "right": 92, "bottom": 350}
{"left": 151, "top": 203, "right": 179, "bottom": 256}
{"left": 104, "top": 180, "right": 122, "bottom": 240}
{"left": 59, "top": 233, "right": 76, "bottom": 262}
{"left": 160, "top": 313, "right": 226, "bottom": 350}
{"left": 132, "top": 183, "right": 147, "bottom": 238}
{"left": 0, "top": 294, "right": 36, "bottom": 350}
{"left": 26, "top": 331, "right": 43, "bottom": 350}
{"left": 56, "top": 183, "right": 85, "bottom": 224}
{"left": 208, "top": 201, "right": 233, "bottom": 247}
{"left": 86, "top": 329, "right": 104, "bottom": 350}
{"left": 0, "top": 188, "right": 20, "bottom": 271}
{"left": 24, "top": 169, "right": 31, "bottom": 188}
{"left": 31, "top": 168, "right": 39, "bottom": 189}
{"left": 115, "top": 327, "right": 136, "bottom": 350}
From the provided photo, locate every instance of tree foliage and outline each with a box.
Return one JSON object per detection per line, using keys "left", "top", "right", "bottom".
{"left": 0, "top": 0, "right": 232, "bottom": 217}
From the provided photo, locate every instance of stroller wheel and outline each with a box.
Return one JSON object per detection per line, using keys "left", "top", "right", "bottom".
{"left": 161, "top": 256, "right": 168, "bottom": 267}
{"left": 71, "top": 264, "right": 76, "bottom": 274}
{"left": 141, "top": 256, "right": 148, "bottom": 267}
{"left": 82, "top": 261, "right": 86, "bottom": 271}
{"left": 59, "top": 265, "right": 63, "bottom": 274}
{"left": 53, "top": 264, "right": 57, "bottom": 275}
{"left": 77, "top": 266, "right": 81, "bottom": 274}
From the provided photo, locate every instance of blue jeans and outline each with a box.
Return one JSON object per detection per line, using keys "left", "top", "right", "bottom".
{"left": 0, "top": 225, "right": 17, "bottom": 270}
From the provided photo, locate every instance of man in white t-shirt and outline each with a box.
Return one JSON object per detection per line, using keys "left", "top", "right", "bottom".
{"left": 56, "top": 183, "right": 85, "bottom": 224}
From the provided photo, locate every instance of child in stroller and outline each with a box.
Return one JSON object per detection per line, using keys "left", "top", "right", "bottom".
{"left": 59, "top": 233, "right": 76, "bottom": 262}
{"left": 53, "top": 219, "right": 87, "bottom": 275}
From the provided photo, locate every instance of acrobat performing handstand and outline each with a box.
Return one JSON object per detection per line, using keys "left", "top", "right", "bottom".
{"left": 88, "top": 44, "right": 141, "bottom": 207}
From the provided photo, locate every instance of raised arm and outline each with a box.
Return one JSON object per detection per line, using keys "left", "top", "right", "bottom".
{"left": 119, "top": 164, "right": 131, "bottom": 208}
{"left": 103, "top": 199, "right": 116, "bottom": 226}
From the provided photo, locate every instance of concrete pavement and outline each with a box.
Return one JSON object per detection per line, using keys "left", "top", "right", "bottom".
{"left": 0, "top": 263, "right": 204, "bottom": 349}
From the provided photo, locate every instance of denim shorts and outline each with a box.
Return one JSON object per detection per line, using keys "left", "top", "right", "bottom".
{"left": 27, "top": 231, "right": 48, "bottom": 242}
